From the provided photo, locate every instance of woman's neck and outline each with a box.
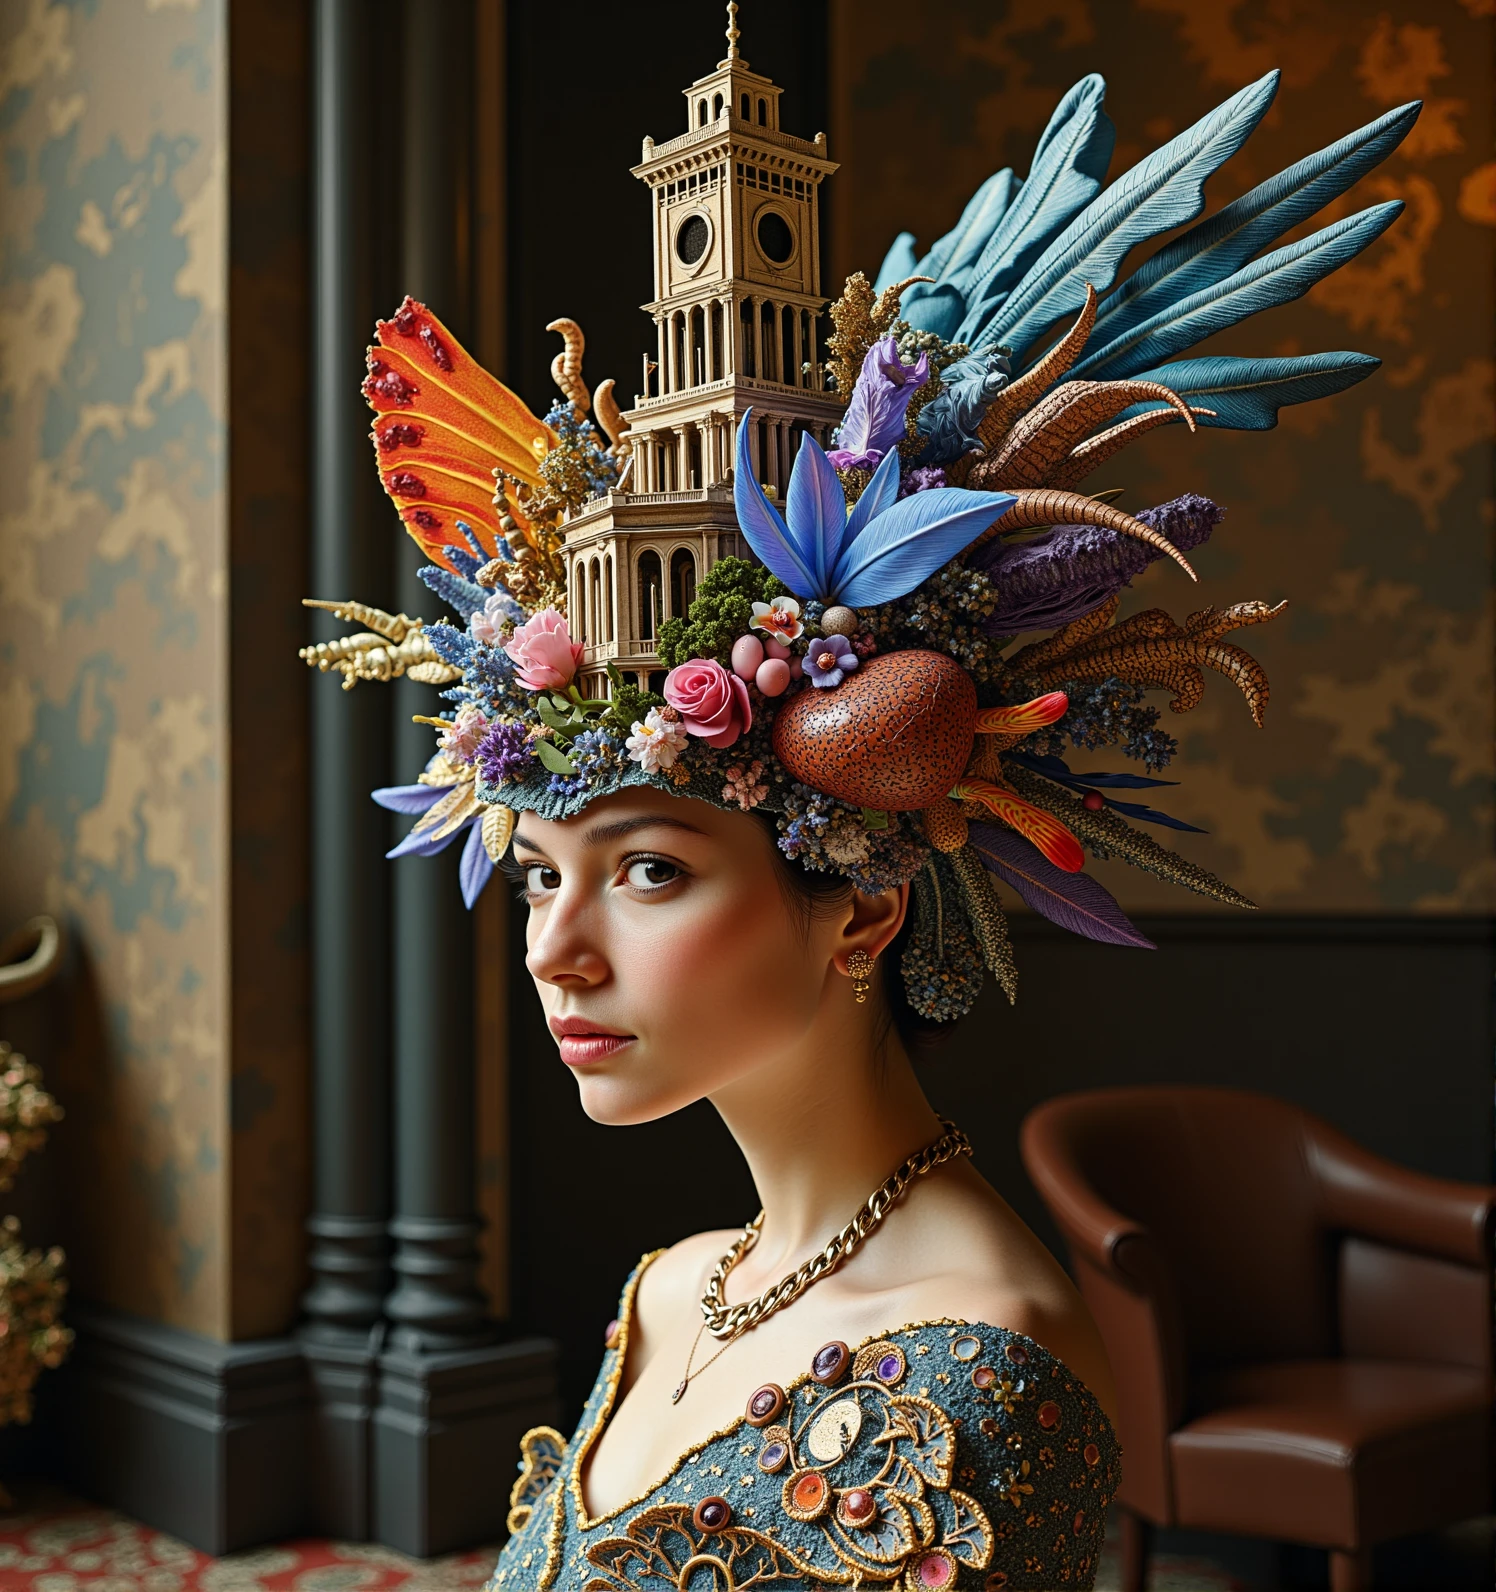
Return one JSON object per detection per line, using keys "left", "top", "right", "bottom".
{"left": 706, "top": 1019, "right": 945, "bottom": 1280}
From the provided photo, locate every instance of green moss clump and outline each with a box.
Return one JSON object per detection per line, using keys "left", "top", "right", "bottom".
{"left": 655, "top": 557, "right": 786, "bottom": 668}
{"left": 600, "top": 677, "right": 666, "bottom": 740}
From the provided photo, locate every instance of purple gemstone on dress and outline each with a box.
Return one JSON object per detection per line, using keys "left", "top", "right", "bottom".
{"left": 876, "top": 1352, "right": 902, "bottom": 1382}
{"left": 758, "top": 1440, "right": 787, "bottom": 1473}
{"left": 751, "top": 1390, "right": 776, "bottom": 1417}
{"left": 813, "top": 1344, "right": 844, "bottom": 1379}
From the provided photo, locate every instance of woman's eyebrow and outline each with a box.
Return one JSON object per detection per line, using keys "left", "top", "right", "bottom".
{"left": 581, "top": 815, "right": 708, "bottom": 849}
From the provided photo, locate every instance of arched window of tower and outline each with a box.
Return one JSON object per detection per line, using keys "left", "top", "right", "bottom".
{"left": 710, "top": 301, "right": 724, "bottom": 381}
{"left": 739, "top": 298, "right": 756, "bottom": 378}
{"left": 589, "top": 558, "right": 601, "bottom": 649}
{"left": 712, "top": 93, "right": 723, "bottom": 119}
{"left": 670, "top": 548, "right": 698, "bottom": 620}
{"left": 698, "top": 98, "right": 708, "bottom": 127}
{"left": 604, "top": 555, "right": 614, "bottom": 644}
{"left": 638, "top": 550, "right": 663, "bottom": 641}
{"left": 672, "top": 311, "right": 686, "bottom": 393}
{"left": 739, "top": 92, "right": 749, "bottom": 119}
{"left": 757, "top": 97, "right": 767, "bottom": 125}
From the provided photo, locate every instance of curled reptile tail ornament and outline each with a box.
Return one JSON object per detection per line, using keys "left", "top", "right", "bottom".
{"left": 977, "top": 491, "right": 1197, "bottom": 580}
{"left": 545, "top": 318, "right": 590, "bottom": 412}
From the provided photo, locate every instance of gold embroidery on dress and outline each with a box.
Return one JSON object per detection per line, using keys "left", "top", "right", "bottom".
{"left": 507, "top": 1424, "right": 568, "bottom": 1535}
{"left": 581, "top": 1502, "right": 821, "bottom": 1590}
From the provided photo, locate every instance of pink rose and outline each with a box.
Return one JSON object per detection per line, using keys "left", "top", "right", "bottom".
{"left": 503, "top": 607, "right": 584, "bottom": 692}
{"left": 663, "top": 658, "right": 752, "bottom": 749}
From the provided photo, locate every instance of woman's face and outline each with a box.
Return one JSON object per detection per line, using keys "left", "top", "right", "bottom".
{"left": 513, "top": 787, "right": 903, "bottom": 1125}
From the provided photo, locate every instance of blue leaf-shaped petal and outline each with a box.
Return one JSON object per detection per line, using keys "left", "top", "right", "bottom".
{"left": 985, "top": 71, "right": 1280, "bottom": 358}
{"left": 372, "top": 782, "right": 446, "bottom": 814}
{"left": 829, "top": 487, "right": 1014, "bottom": 608}
{"left": 1074, "top": 202, "right": 1403, "bottom": 380}
{"left": 458, "top": 818, "right": 495, "bottom": 908}
{"left": 1115, "top": 352, "right": 1381, "bottom": 431}
{"left": 1090, "top": 100, "right": 1419, "bottom": 349}
{"left": 908, "top": 170, "right": 1019, "bottom": 298}
{"left": 872, "top": 231, "right": 919, "bottom": 295}
{"left": 1101, "top": 797, "right": 1207, "bottom": 832}
{"left": 969, "top": 822, "right": 1155, "bottom": 948}
{"left": 840, "top": 445, "right": 902, "bottom": 557}
{"left": 386, "top": 813, "right": 470, "bottom": 858}
{"left": 1007, "top": 751, "right": 1179, "bottom": 789}
{"left": 959, "top": 74, "right": 1115, "bottom": 335}
{"left": 733, "top": 412, "right": 817, "bottom": 595}
{"left": 786, "top": 433, "right": 848, "bottom": 595}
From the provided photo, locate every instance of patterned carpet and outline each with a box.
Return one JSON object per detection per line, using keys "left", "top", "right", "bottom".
{"left": 0, "top": 1487, "right": 1242, "bottom": 1590}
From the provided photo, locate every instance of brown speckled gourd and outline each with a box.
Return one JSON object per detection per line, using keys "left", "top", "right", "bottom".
{"left": 773, "top": 650, "right": 978, "bottom": 811}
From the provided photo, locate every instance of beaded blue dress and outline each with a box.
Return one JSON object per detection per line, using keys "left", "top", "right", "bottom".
{"left": 486, "top": 1255, "right": 1119, "bottom": 1591}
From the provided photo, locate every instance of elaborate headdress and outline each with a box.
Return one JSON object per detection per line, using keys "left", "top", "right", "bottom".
{"left": 304, "top": 34, "right": 1417, "bottom": 1021}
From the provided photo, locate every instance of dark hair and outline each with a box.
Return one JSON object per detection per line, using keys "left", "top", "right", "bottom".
{"left": 752, "top": 814, "right": 954, "bottom": 1053}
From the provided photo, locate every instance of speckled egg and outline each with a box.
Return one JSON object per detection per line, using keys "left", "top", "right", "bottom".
{"left": 772, "top": 650, "right": 977, "bottom": 811}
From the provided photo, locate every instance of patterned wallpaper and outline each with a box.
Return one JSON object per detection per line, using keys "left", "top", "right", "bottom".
{"left": 830, "top": 0, "right": 1494, "bottom": 912}
{"left": 0, "top": 0, "right": 230, "bottom": 1337}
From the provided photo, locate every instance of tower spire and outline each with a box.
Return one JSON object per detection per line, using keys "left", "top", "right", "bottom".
{"left": 722, "top": 1, "right": 743, "bottom": 67}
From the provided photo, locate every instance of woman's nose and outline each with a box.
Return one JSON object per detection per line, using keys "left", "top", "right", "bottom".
{"left": 525, "top": 891, "right": 610, "bottom": 988}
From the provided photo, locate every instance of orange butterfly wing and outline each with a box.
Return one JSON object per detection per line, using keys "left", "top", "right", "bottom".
{"left": 364, "top": 296, "right": 557, "bottom": 572}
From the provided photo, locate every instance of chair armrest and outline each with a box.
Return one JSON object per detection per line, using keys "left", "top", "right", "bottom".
{"left": 1309, "top": 1121, "right": 1496, "bottom": 1266}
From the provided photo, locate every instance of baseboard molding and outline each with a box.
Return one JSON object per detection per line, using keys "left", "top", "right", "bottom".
{"left": 46, "top": 1305, "right": 559, "bottom": 1556}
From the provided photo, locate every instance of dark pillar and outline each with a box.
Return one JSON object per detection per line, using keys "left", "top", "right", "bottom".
{"left": 382, "top": 0, "right": 493, "bottom": 1356}
{"left": 303, "top": 0, "right": 393, "bottom": 1536}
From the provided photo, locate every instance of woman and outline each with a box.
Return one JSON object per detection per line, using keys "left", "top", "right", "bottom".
{"left": 307, "top": 47, "right": 1414, "bottom": 1590}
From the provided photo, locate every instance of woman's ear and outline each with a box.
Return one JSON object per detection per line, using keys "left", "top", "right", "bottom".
{"left": 832, "top": 881, "right": 909, "bottom": 976}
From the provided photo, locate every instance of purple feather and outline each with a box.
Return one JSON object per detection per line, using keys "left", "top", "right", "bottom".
{"left": 968, "top": 821, "right": 1155, "bottom": 949}
{"left": 827, "top": 336, "right": 930, "bottom": 469}
{"left": 373, "top": 783, "right": 447, "bottom": 815}
{"left": 975, "top": 494, "right": 1223, "bottom": 632}
{"left": 458, "top": 819, "right": 495, "bottom": 907}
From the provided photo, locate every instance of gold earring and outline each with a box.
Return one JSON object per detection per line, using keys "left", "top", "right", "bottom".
{"left": 846, "top": 949, "right": 874, "bottom": 1004}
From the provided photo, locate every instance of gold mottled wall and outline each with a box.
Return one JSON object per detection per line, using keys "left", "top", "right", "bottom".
{"left": 830, "top": 0, "right": 1494, "bottom": 912}
{"left": 0, "top": 0, "right": 310, "bottom": 1341}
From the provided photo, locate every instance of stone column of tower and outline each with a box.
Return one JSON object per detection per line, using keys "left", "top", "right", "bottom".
{"left": 558, "top": 10, "right": 844, "bottom": 697}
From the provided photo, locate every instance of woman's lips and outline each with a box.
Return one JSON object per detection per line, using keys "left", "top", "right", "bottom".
{"left": 549, "top": 1017, "right": 635, "bottom": 1067}
{"left": 557, "top": 1033, "right": 635, "bottom": 1066}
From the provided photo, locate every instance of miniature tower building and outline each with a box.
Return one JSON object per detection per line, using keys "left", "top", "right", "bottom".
{"left": 562, "top": 5, "right": 841, "bottom": 697}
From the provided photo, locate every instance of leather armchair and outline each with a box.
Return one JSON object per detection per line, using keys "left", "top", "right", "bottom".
{"left": 1020, "top": 1087, "right": 1494, "bottom": 1592}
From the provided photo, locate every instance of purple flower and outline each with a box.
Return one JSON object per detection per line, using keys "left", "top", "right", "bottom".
{"left": 827, "top": 336, "right": 931, "bottom": 470}
{"left": 805, "top": 632, "right": 860, "bottom": 689}
{"left": 898, "top": 464, "right": 948, "bottom": 498}
{"left": 476, "top": 719, "right": 537, "bottom": 785}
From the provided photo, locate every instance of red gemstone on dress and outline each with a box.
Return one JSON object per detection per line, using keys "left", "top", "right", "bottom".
{"left": 1083, "top": 1442, "right": 1101, "bottom": 1467}
{"left": 1073, "top": 1508, "right": 1085, "bottom": 1535}
{"left": 1004, "top": 1341, "right": 1029, "bottom": 1365}
{"left": 1038, "top": 1400, "right": 1061, "bottom": 1430}
{"left": 746, "top": 1383, "right": 785, "bottom": 1426}
{"left": 790, "top": 1470, "right": 828, "bottom": 1515}
{"left": 839, "top": 1488, "right": 877, "bottom": 1525}
{"left": 693, "top": 1496, "right": 731, "bottom": 1532}
{"left": 972, "top": 1365, "right": 997, "bottom": 1389}
{"left": 914, "top": 1550, "right": 955, "bottom": 1588}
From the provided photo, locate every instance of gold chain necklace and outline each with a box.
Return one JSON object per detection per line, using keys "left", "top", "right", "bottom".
{"left": 672, "top": 1119, "right": 972, "bottom": 1403}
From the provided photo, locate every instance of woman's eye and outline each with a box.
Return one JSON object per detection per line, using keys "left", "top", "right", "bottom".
{"left": 524, "top": 864, "right": 561, "bottom": 895}
{"left": 625, "top": 857, "right": 680, "bottom": 890}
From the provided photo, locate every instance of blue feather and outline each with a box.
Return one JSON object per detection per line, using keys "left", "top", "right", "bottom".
{"left": 984, "top": 71, "right": 1281, "bottom": 358}
{"left": 419, "top": 564, "right": 495, "bottom": 622}
{"left": 1101, "top": 797, "right": 1207, "bottom": 832}
{"left": 733, "top": 412, "right": 817, "bottom": 595}
{"left": 785, "top": 433, "right": 848, "bottom": 596}
{"left": 372, "top": 782, "right": 445, "bottom": 815}
{"left": 1074, "top": 202, "right": 1403, "bottom": 380}
{"left": 1090, "top": 101, "right": 1419, "bottom": 350}
{"left": 1117, "top": 352, "right": 1381, "bottom": 431}
{"left": 957, "top": 75, "right": 1115, "bottom": 338}
{"left": 873, "top": 231, "right": 919, "bottom": 295}
{"left": 830, "top": 487, "right": 1015, "bottom": 608}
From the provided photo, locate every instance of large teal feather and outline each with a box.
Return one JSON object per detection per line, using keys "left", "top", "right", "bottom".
{"left": 1074, "top": 202, "right": 1402, "bottom": 381}
{"left": 1089, "top": 100, "right": 1420, "bottom": 349}
{"left": 872, "top": 232, "right": 919, "bottom": 295}
{"left": 953, "top": 75, "right": 1114, "bottom": 342}
{"left": 1117, "top": 352, "right": 1381, "bottom": 430}
{"left": 986, "top": 71, "right": 1280, "bottom": 360}
{"left": 901, "top": 170, "right": 1019, "bottom": 336}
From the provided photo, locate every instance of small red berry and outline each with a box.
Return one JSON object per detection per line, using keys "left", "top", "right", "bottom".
{"left": 1082, "top": 791, "right": 1105, "bottom": 811}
